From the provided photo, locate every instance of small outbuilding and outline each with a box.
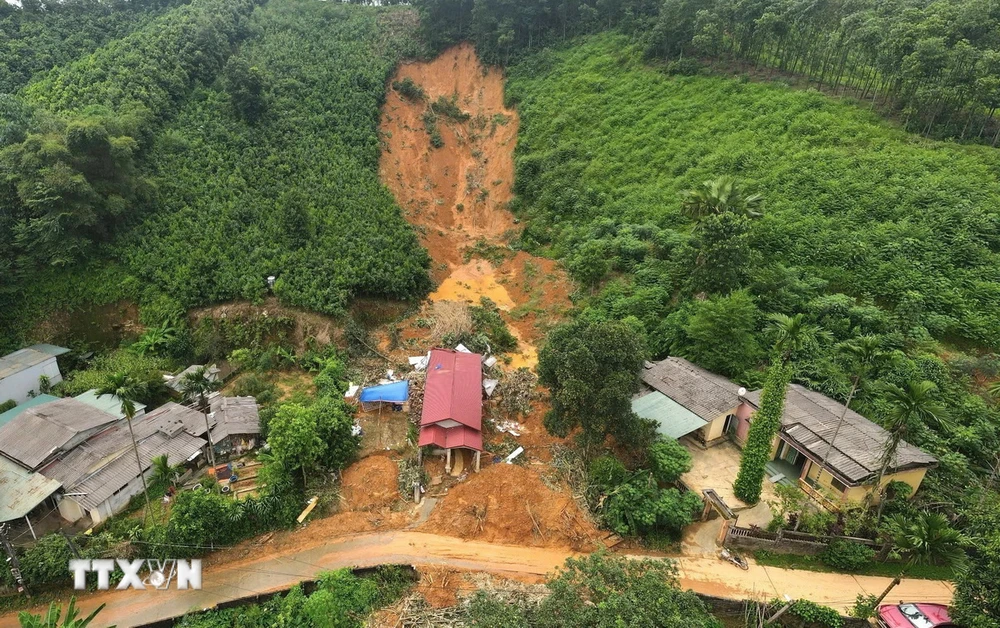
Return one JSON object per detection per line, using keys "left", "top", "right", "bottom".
{"left": 0, "top": 344, "right": 69, "bottom": 405}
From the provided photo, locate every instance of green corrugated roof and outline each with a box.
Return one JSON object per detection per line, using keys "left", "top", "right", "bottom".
{"left": 74, "top": 389, "right": 145, "bottom": 419}
{"left": 632, "top": 391, "right": 708, "bottom": 439}
{"left": 26, "top": 344, "right": 70, "bottom": 357}
{"left": 0, "top": 394, "right": 61, "bottom": 428}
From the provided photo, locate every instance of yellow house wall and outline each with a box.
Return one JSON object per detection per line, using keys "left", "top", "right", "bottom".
{"left": 701, "top": 414, "right": 728, "bottom": 442}
{"left": 803, "top": 461, "right": 929, "bottom": 504}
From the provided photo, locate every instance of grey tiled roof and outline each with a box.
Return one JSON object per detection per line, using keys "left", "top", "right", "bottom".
{"left": 209, "top": 396, "right": 260, "bottom": 442}
{"left": 744, "top": 384, "right": 937, "bottom": 484}
{"left": 42, "top": 410, "right": 206, "bottom": 511}
{"left": 640, "top": 357, "right": 742, "bottom": 421}
{"left": 0, "top": 398, "right": 120, "bottom": 469}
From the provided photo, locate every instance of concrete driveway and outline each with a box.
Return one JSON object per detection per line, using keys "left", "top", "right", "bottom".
{"left": 681, "top": 439, "right": 781, "bottom": 513}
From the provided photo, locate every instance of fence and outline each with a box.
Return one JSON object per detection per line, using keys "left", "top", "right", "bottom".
{"left": 725, "top": 523, "right": 885, "bottom": 556}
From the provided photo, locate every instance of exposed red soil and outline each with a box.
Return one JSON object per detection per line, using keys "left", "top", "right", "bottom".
{"left": 378, "top": 43, "right": 574, "bottom": 369}
{"left": 419, "top": 463, "right": 598, "bottom": 551}
{"left": 340, "top": 453, "right": 400, "bottom": 512}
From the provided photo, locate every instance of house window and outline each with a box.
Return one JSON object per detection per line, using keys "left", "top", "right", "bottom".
{"left": 830, "top": 477, "right": 847, "bottom": 493}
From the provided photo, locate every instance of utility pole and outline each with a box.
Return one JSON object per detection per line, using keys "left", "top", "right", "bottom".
{"left": 0, "top": 523, "right": 29, "bottom": 597}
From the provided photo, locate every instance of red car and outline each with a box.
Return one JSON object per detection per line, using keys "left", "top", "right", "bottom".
{"left": 877, "top": 603, "right": 960, "bottom": 628}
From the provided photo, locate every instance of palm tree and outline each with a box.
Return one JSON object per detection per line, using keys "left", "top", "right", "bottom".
{"left": 818, "top": 336, "right": 890, "bottom": 472}
{"left": 873, "top": 380, "right": 950, "bottom": 519}
{"left": 873, "top": 512, "right": 966, "bottom": 605}
{"left": 178, "top": 366, "right": 220, "bottom": 469}
{"left": 767, "top": 312, "right": 828, "bottom": 364}
{"left": 150, "top": 454, "right": 181, "bottom": 488}
{"left": 681, "top": 175, "right": 764, "bottom": 223}
{"left": 96, "top": 373, "right": 151, "bottom": 523}
{"left": 17, "top": 597, "right": 108, "bottom": 628}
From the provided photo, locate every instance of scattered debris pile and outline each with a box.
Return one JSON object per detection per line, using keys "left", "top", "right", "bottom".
{"left": 419, "top": 463, "right": 598, "bottom": 549}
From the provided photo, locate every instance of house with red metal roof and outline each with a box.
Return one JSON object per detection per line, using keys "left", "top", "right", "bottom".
{"left": 418, "top": 349, "right": 483, "bottom": 473}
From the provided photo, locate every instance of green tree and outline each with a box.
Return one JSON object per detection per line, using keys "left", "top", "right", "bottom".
{"left": 817, "top": 336, "right": 890, "bottom": 472}
{"left": 18, "top": 597, "right": 109, "bottom": 628}
{"left": 952, "top": 495, "right": 1000, "bottom": 627}
{"left": 667, "top": 290, "right": 762, "bottom": 376}
{"left": 681, "top": 175, "right": 763, "bottom": 222}
{"left": 874, "top": 380, "right": 950, "bottom": 518}
{"left": 538, "top": 317, "right": 652, "bottom": 454}
{"left": 178, "top": 366, "right": 221, "bottom": 469}
{"left": 873, "top": 512, "right": 966, "bottom": 606}
{"left": 222, "top": 56, "right": 267, "bottom": 124}
{"left": 734, "top": 313, "right": 824, "bottom": 504}
{"left": 150, "top": 453, "right": 182, "bottom": 487}
{"left": 647, "top": 438, "right": 693, "bottom": 485}
{"left": 686, "top": 212, "right": 756, "bottom": 295}
{"left": 733, "top": 361, "right": 793, "bottom": 504}
{"left": 267, "top": 403, "right": 327, "bottom": 486}
{"left": 534, "top": 552, "right": 721, "bottom": 628}
{"left": 97, "top": 373, "right": 151, "bottom": 520}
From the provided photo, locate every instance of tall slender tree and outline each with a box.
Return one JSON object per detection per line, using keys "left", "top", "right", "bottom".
{"left": 97, "top": 373, "right": 151, "bottom": 522}
{"left": 734, "top": 314, "right": 825, "bottom": 503}
{"left": 681, "top": 175, "right": 764, "bottom": 224}
{"left": 178, "top": 366, "right": 220, "bottom": 469}
{"left": 873, "top": 512, "right": 966, "bottom": 606}
{"left": 818, "top": 335, "right": 889, "bottom": 472}
{"left": 873, "top": 380, "right": 950, "bottom": 519}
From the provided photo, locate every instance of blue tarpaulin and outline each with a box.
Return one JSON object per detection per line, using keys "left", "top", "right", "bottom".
{"left": 359, "top": 380, "right": 409, "bottom": 403}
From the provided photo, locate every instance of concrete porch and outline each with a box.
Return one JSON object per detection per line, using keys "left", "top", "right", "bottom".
{"left": 679, "top": 437, "right": 782, "bottom": 514}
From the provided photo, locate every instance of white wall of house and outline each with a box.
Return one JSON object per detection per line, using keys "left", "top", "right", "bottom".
{"left": 0, "top": 358, "right": 62, "bottom": 404}
{"left": 57, "top": 495, "right": 87, "bottom": 523}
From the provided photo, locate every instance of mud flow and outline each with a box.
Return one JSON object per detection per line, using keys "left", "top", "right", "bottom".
{"left": 379, "top": 43, "right": 570, "bottom": 369}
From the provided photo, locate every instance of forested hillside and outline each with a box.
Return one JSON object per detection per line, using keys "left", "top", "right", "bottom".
{"left": 415, "top": 0, "right": 1000, "bottom": 142}
{"left": 0, "top": 0, "right": 429, "bottom": 347}
{"left": 125, "top": 2, "right": 430, "bottom": 315}
{"left": 0, "top": 0, "right": 189, "bottom": 94}
{"left": 505, "top": 34, "right": 1000, "bottom": 568}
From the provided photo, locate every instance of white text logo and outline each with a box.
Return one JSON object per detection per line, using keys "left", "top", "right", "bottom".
{"left": 69, "top": 559, "right": 202, "bottom": 590}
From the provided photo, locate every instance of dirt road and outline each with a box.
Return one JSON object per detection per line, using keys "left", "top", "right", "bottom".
{"left": 0, "top": 530, "right": 953, "bottom": 627}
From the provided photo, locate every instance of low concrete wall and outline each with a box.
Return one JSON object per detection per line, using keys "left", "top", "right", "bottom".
{"left": 726, "top": 524, "right": 883, "bottom": 557}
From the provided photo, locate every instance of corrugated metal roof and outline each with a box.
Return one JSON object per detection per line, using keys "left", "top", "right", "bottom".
{"left": 744, "top": 384, "right": 937, "bottom": 483}
{"left": 0, "top": 348, "right": 53, "bottom": 380}
{"left": 421, "top": 349, "right": 482, "bottom": 430}
{"left": 0, "top": 394, "right": 61, "bottom": 428}
{"left": 26, "top": 344, "right": 70, "bottom": 357}
{"left": 166, "top": 364, "right": 220, "bottom": 393}
{"left": 42, "top": 410, "right": 206, "bottom": 511}
{"left": 74, "top": 390, "right": 147, "bottom": 420}
{"left": 641, "top": 357, "right": 741, "bottom": 421}
{"left": 418, "top": 424, "right": 483, "bottom": 451}
{"left": 209, "top": 396, "right": 260, "bottom": 442}
{"left": 0, "top": 455, "right": 60, "bottom": 522}
{"left": 0, "top": 398, "right": 120, "bottom": 469}
{"left": 143, "top": 402, "right": 212, "bottom": 438}
{"left": 632, "top": 391, "right": 709, "bottom": 439}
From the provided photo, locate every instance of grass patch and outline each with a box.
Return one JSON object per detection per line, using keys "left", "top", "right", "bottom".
{"left": 752, "top": 550, "right": 956, "bottom": 580}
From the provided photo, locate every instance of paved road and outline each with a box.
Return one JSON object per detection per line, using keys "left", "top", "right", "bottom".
{"left": 0, "top": 531, "right": 954, "bottom": 627}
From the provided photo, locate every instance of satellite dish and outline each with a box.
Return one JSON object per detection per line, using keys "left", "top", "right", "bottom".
{"left": 737, "top": 387, "right": 747, "bottom": 397}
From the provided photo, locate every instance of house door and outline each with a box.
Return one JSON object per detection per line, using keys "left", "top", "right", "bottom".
{"left": 723, "top": 414, "right": 737, "bottom": 436}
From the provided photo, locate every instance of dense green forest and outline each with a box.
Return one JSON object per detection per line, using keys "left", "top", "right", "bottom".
{"left": 0, "top": 0, "right": 429, "bottom": 348}
{"left": 0, "top": 0, "right": 189, "bottom": 94}
{"left": 507, "top": 31, "right": 1000, "bottom": 498}
{"left": 505, "top": 33, "right": 1000, "bottom": 625}
{"left": 414, "top": 0, "right": 1000, "bottom": 142}
{"left": 126, "top": 1, "right": 430, "bottom": 315}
